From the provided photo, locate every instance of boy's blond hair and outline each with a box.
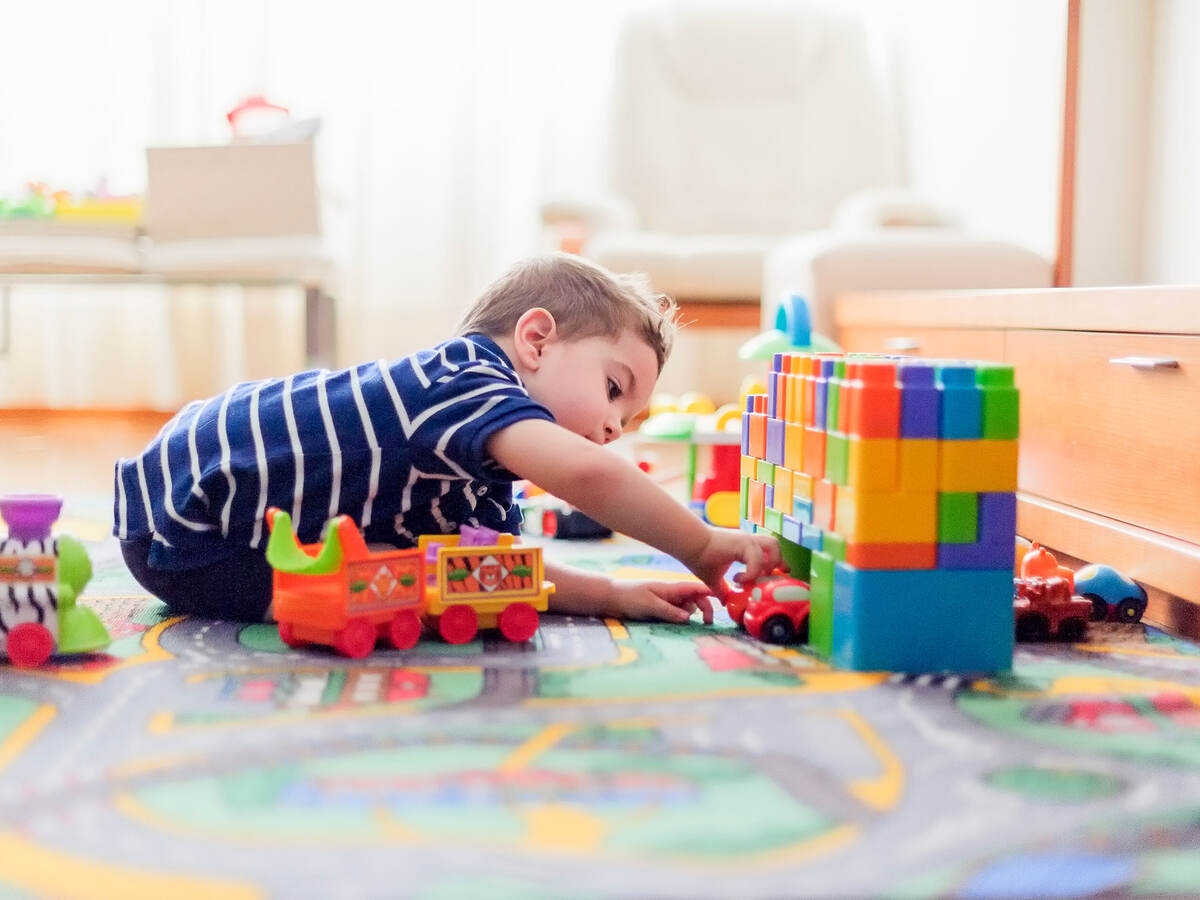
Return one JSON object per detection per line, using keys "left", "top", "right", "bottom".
{"left": 456, "top": 254, "right": 678, "bottom": 372}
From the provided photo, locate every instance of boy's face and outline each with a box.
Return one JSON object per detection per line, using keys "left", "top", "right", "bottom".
{"left": 524, "top": 329, "right": 658, "bottom": 445}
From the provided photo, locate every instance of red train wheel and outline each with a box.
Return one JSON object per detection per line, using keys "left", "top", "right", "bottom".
{"left": 278, "top": 621, "right": 307, "bottom": 649}
{"left": 498, "top": 603, "right": 539, "bottom": 642}
{"left": 335, "top": 619, "right": 377, "bottom": 659}
{"left": 8, "top": 623, "right": 54, "bottom": 668}
{"left": 438, "top": 605, "right": 478, "bottom": 644}
{"left": 389, "top": 609, "right": 422, "bottom": 650}
{"left": 541, "top": 509, "right": 558, "bottom": 538}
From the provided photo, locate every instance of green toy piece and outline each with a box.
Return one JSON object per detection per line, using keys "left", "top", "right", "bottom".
{"left": 738, "top": 293, "right": 840, "bottom": 361}
{"left": 54, "top": 535, "right": 109, "bottom": 654}
{"left": 264, "top": 510, "right": 345, "bottom": 576}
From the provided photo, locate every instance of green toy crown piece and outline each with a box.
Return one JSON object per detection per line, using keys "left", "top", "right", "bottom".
{"left": 265, "top": 510, "right": 345, "bottom": 576}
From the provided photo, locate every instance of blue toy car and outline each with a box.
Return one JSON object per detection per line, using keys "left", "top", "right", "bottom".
{"left": 1074, "top": 564, "right": 1148, "bottom": 623}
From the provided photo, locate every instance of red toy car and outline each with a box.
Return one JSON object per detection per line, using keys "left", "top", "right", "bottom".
{"left": 1013, "top": 575, "right": 1092, "bottom": 642}
{"left": 727, "top": 570, "right": 812, "bottom": 644}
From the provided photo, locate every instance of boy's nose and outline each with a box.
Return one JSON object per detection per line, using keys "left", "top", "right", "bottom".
{"left": 603, "top": 420, "right": 622, "bottom": 443}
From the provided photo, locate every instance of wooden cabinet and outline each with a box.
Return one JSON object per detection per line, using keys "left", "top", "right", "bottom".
{"left": 837, "top": 287, "right": 1200, "bottom": 636}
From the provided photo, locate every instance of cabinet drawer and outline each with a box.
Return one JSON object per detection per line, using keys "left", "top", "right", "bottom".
{"left": 1009, "top": 329, "right": 1200, "bottom": 544}
{"left": 839, "top": 326, "right": 1005, "bottom": 361}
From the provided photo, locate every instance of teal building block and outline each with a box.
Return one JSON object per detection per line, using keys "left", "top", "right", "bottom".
{"left": 978, "top": 364, "right": 1020, "bottom": 440}
{"left": 938, "top": 492, "right": 978, "bottom": 543}
{"left": 825, "top": 432, "right": 848, "bottom": 486}
{"left": 832, "top": 567, "right": 1013, "bottom": 673}
{"left": 938, "top": 364, "right": 983, "bottom": 439}
{"left": 808, "top": 549, "right": 836, "bottom": 657}
{"left": 800, "top": 523, "right": 824, "bottom": 551}
{"left": 793, "top": 497, "right": 813, "bottom": 524}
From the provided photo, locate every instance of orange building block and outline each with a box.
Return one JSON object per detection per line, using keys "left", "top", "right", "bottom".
{"left": 802, "top": 426, "right": 826, "bottom": 478}
{"left": 845, "top": 542, "right": 938, "bottom": 570}
{"left": 784, "top": 422, "right": 804, "bottom": 471}
{"left": 772, "top": 467, "right": 794, "bottom": 512}
{"left": 748, "top": 479, "right": 766, "bottom": 527}
{"left": 813, "top": 478, "right": 836, "bottom": 531}
{"left": 792, "top": 470, "right": 815, "bottom": 502}
{"left": 747, "top": 412, "right": 766, "bottom": 459}
{"left": 836, "top": 485, "right": 937, "bottom": 544}
{"left": 846, "top": 437, "right": 900, "bottom": 493}
{"left": 939, "top": 440, "right": 1019, "bottom": 492}
{"left": 741, "top": 454, "right": 757, "bottom": 478}
{"left": 899, "top": 439, "right": 939, "bottom": 492}
{"left": 844, "top": 360, "right": 901, "bottom": 439}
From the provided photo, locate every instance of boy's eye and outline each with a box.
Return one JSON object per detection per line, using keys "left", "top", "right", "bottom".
{"left": 607, "top": 378, "right": 622, "bottom": 401}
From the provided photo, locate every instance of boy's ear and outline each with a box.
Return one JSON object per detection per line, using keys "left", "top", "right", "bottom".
{"left": 512, "top": 308, "right": 557, "bottom": 370}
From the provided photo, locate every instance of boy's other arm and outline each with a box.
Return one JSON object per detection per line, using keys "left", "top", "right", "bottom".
{"left": 543, "top": 559, "right": 715, "bottom": 624}
{"left": 488, "top": 419, "right": 781, "bottom": 597}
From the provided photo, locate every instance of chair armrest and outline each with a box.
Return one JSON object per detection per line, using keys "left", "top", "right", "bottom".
{"left": 763, "top": 230, "right": 1054, "bottom": 337}
{"left": 540, "top": 194, "right": 639, "bottom": 252}
{"left": 831, "top": 188, "right": 954, "bottom": 231}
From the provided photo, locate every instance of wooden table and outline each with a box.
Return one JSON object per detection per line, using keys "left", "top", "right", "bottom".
{"left": 837, "top": 285, "right": 1200, "bottom": 636}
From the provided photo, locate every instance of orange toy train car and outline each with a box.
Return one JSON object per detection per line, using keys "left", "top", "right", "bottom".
{"left": 264, "top": 509, "right": 554, "bottom": 658}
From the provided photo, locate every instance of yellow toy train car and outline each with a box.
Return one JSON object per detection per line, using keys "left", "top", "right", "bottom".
{"left": 264, "top": 508, "right": 553, "bottom": 658}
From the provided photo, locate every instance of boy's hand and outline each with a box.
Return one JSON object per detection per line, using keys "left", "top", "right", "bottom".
{"left": 682, "top": 526, "right": 784, "bottom": 601}
{"left": 609, "top": 579, "right": 717, "bottom": 625}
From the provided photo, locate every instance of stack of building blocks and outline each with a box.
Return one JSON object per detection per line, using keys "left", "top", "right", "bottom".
{"left": 739, "top": 352, "right": 1019, "bottom": 673}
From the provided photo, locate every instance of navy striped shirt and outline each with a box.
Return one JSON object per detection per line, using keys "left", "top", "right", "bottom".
{"left": 114, "top": 334, "right": 554, "bottom": 571}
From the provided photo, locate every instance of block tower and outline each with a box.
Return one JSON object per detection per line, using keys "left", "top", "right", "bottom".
{"left": 739, "top": 352, "right": 1019, "bottom": 672}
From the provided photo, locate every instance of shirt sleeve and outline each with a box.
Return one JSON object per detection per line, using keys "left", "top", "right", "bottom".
{"left": 407, "top": 360, "right": 555, "bottom": 482}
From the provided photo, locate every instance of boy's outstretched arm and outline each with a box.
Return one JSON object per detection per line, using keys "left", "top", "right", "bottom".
{"left": 543, "top": 560, "right": 716, "bottom": 624}
{"left": 488, "top": 419, "right": 782, "bottom": 599}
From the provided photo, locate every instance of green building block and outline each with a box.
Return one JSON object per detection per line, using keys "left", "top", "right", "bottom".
{"left": 778, "top": 535, "right": 812, "bottom": 584}
{"left": 938, "top": 492, "right": 978, "bottom": 543}
{"left": 823, "top": 531, "right": 847, "bottom": 563}
{"left": 978, "top": 364, "right": 1020, "bottom": 440}
{"left": 756, "top": 459, "right": 775, "bottom": 486}
{"left": 808, "top": 550, "right": 836, "bottom": 657}
{"left": 827, "top": 359, "right": 847, "bottom": 433}
{"left": 764, "top": 507, "right": 783, "bottom": 536}
{"left": 825, "top": 432, "right": 848, "bottom": 486}
{"left": 740, "top": 475, "right": 749, "bottom": 520}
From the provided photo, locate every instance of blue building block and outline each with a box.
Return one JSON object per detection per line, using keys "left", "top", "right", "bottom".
{"left": 792, "top": 497, "right": 813, "bottom": 524}
{"left": 766, "top": 417, "right": 786, "bottom": 465}
{"left": 800, "top": 524, "right": 824, "bottom": 552}
{"left": 938, "top": 492, "right": 1017, "bottom": 570}
{"left": 741, "top": 518, "right": 757, "bottom": 533}
{"left": 781, "top": 514, "right": 803, "bottom": 544}
{"left": 898, "top": 361, "right": 940, "bottom": 438}
{"left": 832, "top": 566, "right": 1014, "bottom": 673}
{"left": 938, "top": 364, "right": 983, "bottom": 439}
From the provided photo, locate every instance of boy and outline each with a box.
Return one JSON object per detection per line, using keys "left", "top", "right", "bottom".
{"left": 114, "top": 254, "right": 781, "bottom": 624}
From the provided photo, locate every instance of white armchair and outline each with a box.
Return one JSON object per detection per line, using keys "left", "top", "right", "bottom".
{"left": 544, "top": 2, "right": 1052, "bottom": 338}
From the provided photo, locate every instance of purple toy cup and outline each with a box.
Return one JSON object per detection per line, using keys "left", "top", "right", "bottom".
{"left": 0, "top": 494, "right": 63, "bottom": 543}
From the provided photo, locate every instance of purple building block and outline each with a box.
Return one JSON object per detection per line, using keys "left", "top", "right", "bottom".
{"left": 898, "top": 361, "right": 941, "bottom": 438}
{"left": 781, "top": 514, "right": 802, "bottom": 544}
{"left": 766, "top": 416, "right": 785, "bottom": 465}
{"left": 741, "top": 412, "right": 750, "bottom": 454}
{"left": 764, "top": 484, "right": 775, "bottom": 510}
{"left": 813, "top": 358, "right": 837, "bottom": 430}
{"left": 938, "top": 492, "right": 1016, "bottom": 569}
{"left": 768, "top": 370, "right": 779, "bottom": 419}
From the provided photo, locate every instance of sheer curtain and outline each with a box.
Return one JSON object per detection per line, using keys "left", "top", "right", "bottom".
{"left": 0, "top": 0, "right": 651, "bottom": 406}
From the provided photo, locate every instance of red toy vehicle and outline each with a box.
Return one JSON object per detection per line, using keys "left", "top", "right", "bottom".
{"left": 265, "top": 509, "right": 554, "bottom": 658}
{"left": 1013, "top": 575, "right": 1092, "bottom": 642}
{"left": 727, "top": 570, "right": 812, "bottom": 644}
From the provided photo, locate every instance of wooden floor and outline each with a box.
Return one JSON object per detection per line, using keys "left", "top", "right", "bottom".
{"left": 0, "top": 410, "right": 173, "bottom": 495}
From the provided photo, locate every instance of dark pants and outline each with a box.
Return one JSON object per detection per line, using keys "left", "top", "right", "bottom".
{"left": 120, "top": 537, "right": 275, "bottom": 621}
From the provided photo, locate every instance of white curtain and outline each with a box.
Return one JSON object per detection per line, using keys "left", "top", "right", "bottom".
{"left": 0, "top": 0, "right": 655, "bottom": 406}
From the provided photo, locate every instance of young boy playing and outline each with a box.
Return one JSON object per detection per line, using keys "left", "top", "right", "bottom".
{"left": 114, "top": 254, "right": 781, "bottom": 625}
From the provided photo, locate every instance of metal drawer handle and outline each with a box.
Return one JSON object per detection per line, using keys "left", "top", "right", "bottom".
{"left": 884, "top": 337, "right": 921, "bottom": 352}
{"left": 1108, "top": 356, "right": 1180, "bottom": 370}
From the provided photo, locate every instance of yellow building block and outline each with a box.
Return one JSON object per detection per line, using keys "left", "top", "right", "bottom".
{"left": 790, "top": 372, "right": 806, "bottom": 425}
{"left": 846, "top": 437, "right": 899, "bottom": 492}
{"left": 784, "top": 422, "right": 804, "bottom": 471}
{"left": 792, "top": 470, "right": 814, "bottom": 503}
{"left": 899, "top": 439, "right": 939, "bottom": 492}
{"left": 939, "top": 440, "right": 1019, "bottom": 492}
{"left": 835, "top": 485, "right": 937, "bottom": 544}
{"left": 741, "top": 454, "right": 757, "bottom": 478}
{"left": 772, "top": 466, "right": 794, "bottom": 512}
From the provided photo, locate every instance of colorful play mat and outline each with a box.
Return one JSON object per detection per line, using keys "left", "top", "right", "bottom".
{"left": 2, "top": 496, "right": 1200, "bottom": 898}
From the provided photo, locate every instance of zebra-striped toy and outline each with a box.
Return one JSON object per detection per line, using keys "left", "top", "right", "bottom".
{"left": 0, "top": 536, "right": 61, "bottom": 655}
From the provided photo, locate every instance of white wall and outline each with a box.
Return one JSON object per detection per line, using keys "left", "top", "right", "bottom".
{"left": 1073, "top": 0, "right": 1153, "bottom": 286}
{"left": 1143, "top": 0, "right": 1200, "bottom": 284}
{"left": 885, "top": 0, "right": 1067, "bottom": 262}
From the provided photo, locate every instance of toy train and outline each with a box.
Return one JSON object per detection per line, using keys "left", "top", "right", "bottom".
{"left": 264, "top": 509, "right": 555, "bottom": 658}
{"left": 0, "top": 494, "right": 109, "bottom": 668}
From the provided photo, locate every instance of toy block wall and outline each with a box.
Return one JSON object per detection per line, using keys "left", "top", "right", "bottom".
{"left": 739, "top": 352, "right": 1019, "bottom": 673}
